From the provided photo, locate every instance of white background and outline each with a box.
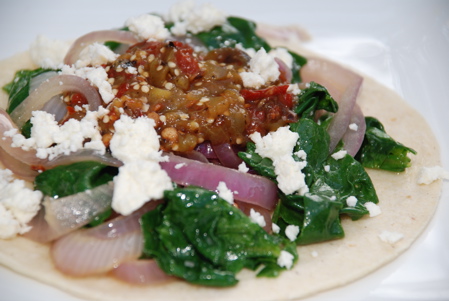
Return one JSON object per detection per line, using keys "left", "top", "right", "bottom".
{"left": 0, "top": 0, "right": 448, "bottom": 300}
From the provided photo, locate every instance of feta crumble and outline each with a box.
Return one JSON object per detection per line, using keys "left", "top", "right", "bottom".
{"left": 165, "top": 0, "right": 227, "bottom": 36}
{"left": 237, "top": 161, "right": 249, "bottom": 173}
{"left": 6, "top": 109, "right": 107, "bottom": 160}
{"left": 249, "top": 208, "right": 266, "bottom": 227}
{"left": 250, "top": 126, "right": 308, "bottom": 195}
{"left": 269, "top": 47, "right": 293, "bottom": 69}
{"left": 417, "top": 166, "right": 449, "bottom": 185}
{"left": 110, "top": 115, "right": 173, "bottom": 215}
{"left": 277, "top": 250, "right": 294, "bottom": 269}
{"left": 240, "top": 48, "right": 280, "bottom": 89}
{"left": 216, "top": 181, "right": 234, "bottom": 204}
{"left": 364, "top": 202, "right": 381, "bottom": 217}
{"left": 272, "top": 223, "right": 280, "bottom": 234}
{"left": 331, "top": 149, "right": 347, "bottom": 160}
{"left": 125, "top": 14, "right": 170, "bottom": 41}
{"left": 378, "top": 230, "right": 404, "bottom": 245}
{"left": 346, "top": 196, "right": 358, "bottom": 207}
{"left": 349, "top": 123, "right": 358, "bottom": 131}
{"left": 0, "top": 169, "right": 42, "bottom": 239}
{"left": 285, "top": 224, "right": 300, "bottom": 242}
{"left": 30, "top": 35, "right": 70, "bottom": 69}
{"left": 75, "top": 43, "right": 119, "bottom": 68}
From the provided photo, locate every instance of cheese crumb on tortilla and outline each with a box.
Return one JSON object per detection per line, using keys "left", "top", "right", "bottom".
{"left": 417, "top": 166, "right": 449, "bottom": 185}
{"left": 378, "top": 230, "right": 404, "bottom": 244}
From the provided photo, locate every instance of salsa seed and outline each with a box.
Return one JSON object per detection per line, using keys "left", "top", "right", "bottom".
{"left": 141, "top": 85, "right": 150, "bottom": 93}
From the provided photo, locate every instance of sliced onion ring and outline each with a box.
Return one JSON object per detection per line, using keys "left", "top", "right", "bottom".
{"left": 10, "top": 74, "right": 102, "bottom": 128}
{"left": 341, "top": 104, "right": 366, "bottom": 156}
{"left": 161, "top": 153, "right": 278, "bottom": 210}
{"left": 64, "top": 30, "right": 139, "bottom": 66}
{"left": 112, "top": 259, "right": 174, "bottom": 285}
{"left": 0, "top": 108, "right": 46, "bottom": 168}
{"left": 301, "top": 57, "right": 364, "bottom": 153}
{"left": 211, "top": 143, "right": 243, "bottom": 169}
{"left": 50, "top": 201, "right": 161, "bottom": 276}
{"left": 23, "top": 182, "right": 114, "bottom": 243}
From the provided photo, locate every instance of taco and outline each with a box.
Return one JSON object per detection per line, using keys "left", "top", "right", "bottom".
{"left": 0, "top": 2, "right": 442, "bottom": 301}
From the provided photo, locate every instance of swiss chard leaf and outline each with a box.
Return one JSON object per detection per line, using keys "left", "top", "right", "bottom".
{"left": 294, "top": 82, "right": 338, "bottom": 119}
{"left": 141, "top": 186, "right": 296, "bottom": 287}
{"left": 3, "top": 68, "right": 53, "bottom": 114}
{"left": 238, "top": 142, "right": 277, "bottom": 180}
{"left": 34, "top": 161, "right": 117, "bottom": 198}
{"left": 355, "top": 117, "right": 417, "bottom": 172}
{"left": 195, "top": 16, "right": 271, "bottom": 51}
{"left": 244, "top": 117, "right": 378, "bottom": 244}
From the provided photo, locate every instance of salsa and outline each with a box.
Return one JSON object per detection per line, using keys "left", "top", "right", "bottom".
{"left": 74, "top": 40, "right": 298, "bottom": 152}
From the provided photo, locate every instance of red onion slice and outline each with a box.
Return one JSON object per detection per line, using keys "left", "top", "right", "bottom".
{"left": 0, "top": 108, "right": 46, "bottom": 167}
{"left": 9, "top": 74, "right": 102, "bottom": 128}
{"left": 0, "top": 147, "right": 38, "bottom": 181}
{"left": 211, "top": 143, "right": 243, "bottom": 169}
{"left": 45, "top": 149, "right": 123, "bottom": 169}
{"left": 160, "top": 153, "right": 278, "bottom": 210}
{"left": 300, "top": 57, "right": 364, "bottom": 153}
{"left": 64, "top": 30, "right": 139, "bottom": 66}
{"left": 50, "top": 202, "right": 161, "bottom": 276}
{"left": 51, "top": 218, "right": 142, "bottom": 276}
{"left": 341, "top": 104, "right": 366, "bottom": 156}
{"left": 23, "top": 182, "right": 114, "bottom": 243}
{"left": 112, "top": 259, "right": 174, "bottom": 285}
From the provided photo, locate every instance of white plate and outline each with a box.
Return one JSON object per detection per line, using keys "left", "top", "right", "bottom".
{"left": 0, "top": 1, "right": 448, "bottom": 300}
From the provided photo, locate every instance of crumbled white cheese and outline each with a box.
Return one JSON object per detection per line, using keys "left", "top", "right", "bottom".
{"left": 285, "top": 224, "right": 300, "bottom": 242}
{"left": 250, "top": 126, "right": 308, "bottom": 195}
{"left": 0, "top": 169, "right": 42, "bottom": 239}
{"left": 174, "top": 163, "right": 186, "bottom": 169}
{"left": 249, "top": 208, "right": 266, "bottom": 227}
{"left": 349, "top": 123, "right": 358, "bottom": 131}
{"left": 165, "top": 0, "right": 227, "bottom": 36}
{"left": 75, "top": 43, "right": 119, "bottom": 68}
{"left": 331, "top": 149, "right": 347, "bottom": 160}
{"left": 109, "top": 115, "right": 161, "bottom": 163}
{"left": 110, "top": 115, "right": 172, "bottom": 215}
{"left": 295, "top": 150, "right": 307, "bottom": 161}
{"left": 113, "top": 161, "right": 172, "bottom": 216}
{"left": 216, "top": 181, "right": 234, "bottom": 204}
{"left": 125, "top": 14, "right": 170, "bottom": 41}
{"left": 7, "top": 109, "right": 106, "bottom": 160}
{"left": 324, "top": 165, "right": 331, "bottom": 172}
{"left": 29, "top": 35, "right": 70, "bottom": 69}
{"left": 240, "top": 48, "right": 280, "bottom": 89}
{"left": 272, "top": 223, "right": 280, "bottom": 234}
{"left": 237, "top": 161, "right": 249, "bottom": 173}
{"left": 364, "top": 202, "right": 381, "bottom": 217}
{"left": 346, "top": 196, "right": 358, "bottom": 207}
{"left": 417, "top": 166, "right": 449, "bottom": 185}
{"left": 60, "top": 65, "right": 115, "bottom": 103}
{"left": 378, "top": 230, "right": 404, "bottom": 245}
{"left": 269, "top": 47, "right": 293, "bottom": 69}
{"left": 235, "top": 43, "right": 256, "bottom": 58}
{"left": 288, "top": 83, "right": 301, "bottom": 95}
{"left": 277, "top": 250, "right": 294, "bottom": 269}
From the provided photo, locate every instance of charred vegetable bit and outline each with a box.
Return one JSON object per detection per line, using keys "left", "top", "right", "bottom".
{"left": 141, "top": 186, "right": 296, "bottom": 286}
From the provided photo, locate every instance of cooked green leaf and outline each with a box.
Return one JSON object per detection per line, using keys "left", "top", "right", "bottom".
{"left": 141, "top": 186, "right": 296, "bottom": 287}
{"left": 355, "top": 117, "right": 417, "bottom": 172}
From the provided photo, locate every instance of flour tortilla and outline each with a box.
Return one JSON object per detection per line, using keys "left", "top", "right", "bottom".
{"left": 0, "top": 34, "right": 442, "bottom": 301}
